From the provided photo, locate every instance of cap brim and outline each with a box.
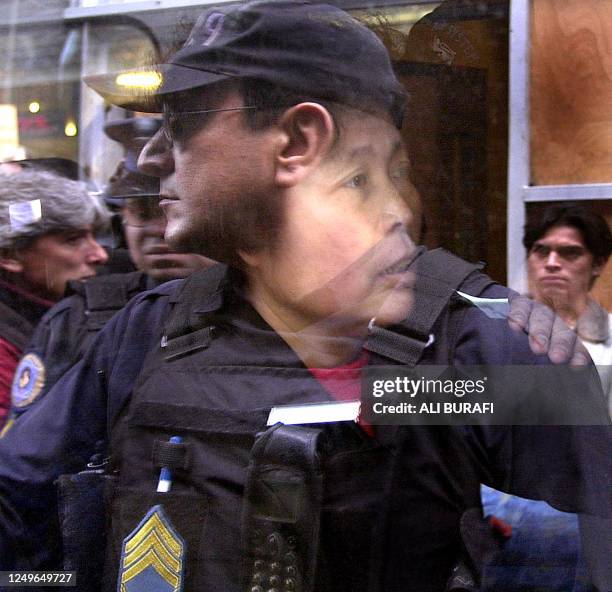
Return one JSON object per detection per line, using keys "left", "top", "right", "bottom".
{"left": 84, "top": 63, "right": 232, "bottom": 112}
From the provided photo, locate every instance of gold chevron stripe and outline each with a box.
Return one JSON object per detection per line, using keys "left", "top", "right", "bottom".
{"left": 121, "top": 548, "right": 180, "bottom": 588}
{"left": 123, "top": 528, "right": 181, "bottom": 572}
{"left": 125, "top": 512, "right": 182, "bottom": 556}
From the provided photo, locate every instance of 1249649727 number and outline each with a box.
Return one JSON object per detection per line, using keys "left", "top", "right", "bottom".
{"left": 0, "top": 571, "right": 76, "bottom": 587}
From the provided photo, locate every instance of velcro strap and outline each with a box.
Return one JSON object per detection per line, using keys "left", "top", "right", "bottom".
{"left": 86, "top": 309, "right": 120, "bottom": 331}
{"left": 164, "top": 264, "right": 228, "bottom": 340}
{"left": 84, "top": 276, "right": 134, "bottom": 332}
{"left": 365, "top": 325, "right": 429, "bottom": 367}
{"left": 365, "top": 248, "right": 490, "bottom": 366}
{"left": 405, "top": 248, "right": 484, "bottom": 337}
{"left": 161, "top": 326, "right": 214, "bottom": 361}
{"left": 152, "top": 439, "right": 190, "bottom": 471}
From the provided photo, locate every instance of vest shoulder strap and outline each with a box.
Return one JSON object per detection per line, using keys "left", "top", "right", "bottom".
{"left": 161, "top": 264, "right": 229, "bottom": 360}
{"left": 81, "top": 272, "right": 150, "bottom": 332}
{"left": 365, "top": 248, "right": 497, "bottom": 366}
{"left": 160, "top": 253, "right": 496, "bottom": 368}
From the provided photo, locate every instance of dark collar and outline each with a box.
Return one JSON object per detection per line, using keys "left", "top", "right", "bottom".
{"left": 0, "top": 277, "right": 53, "bottom": 326}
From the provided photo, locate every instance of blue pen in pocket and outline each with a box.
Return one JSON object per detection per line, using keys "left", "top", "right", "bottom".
{"left": 157, "top": 435, "right": 183, "bottom": 493}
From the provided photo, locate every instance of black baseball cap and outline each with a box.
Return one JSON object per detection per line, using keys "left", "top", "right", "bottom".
{"left": 104, "top": 117, "right": 161, "bottom": 173}
{"left": 85, "top": 1, "right": 407, "bottom": 127}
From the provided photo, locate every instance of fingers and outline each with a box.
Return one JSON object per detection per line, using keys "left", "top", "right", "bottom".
{"left": 508, "top": 292, "right": 576, "bottom": 362}
{"left": 545, "top": 314, "right": 579, "bottom": 364}
{"left": 545, "top": 315, "right": 591, "bottom": 366}
{"left": 505, "top": 291, "right": 591, "bottom": 365}
{"left": 568, "top": 337, "right": 591, "bottom": 367}
{"left": 507, "top": 291, "right": 532, "bottom": 334}
{"left": 524, "top": 299, "right": 556, "bottom": 357}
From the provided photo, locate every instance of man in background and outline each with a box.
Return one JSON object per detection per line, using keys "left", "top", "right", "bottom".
{"left": 525, "top": 205, "right": 612, "bottom": 416}
{"left": 0, "top": 171, "right": 109, "bottom": 427}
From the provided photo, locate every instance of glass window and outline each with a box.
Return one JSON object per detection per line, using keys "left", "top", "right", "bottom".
{"left": 396, "top": 0, "right": 509, "bottom": 281}
{"left": 0, "top": 4, "right": 610, "bottom": 592}
{"left": 0, "top": 21, "right": 81, "bottom": 163}
{"left": 1, "top": 1, "right": 512, "bottom": 284}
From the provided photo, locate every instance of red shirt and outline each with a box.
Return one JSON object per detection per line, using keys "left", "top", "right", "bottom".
{"left": 308, "top": 352, "right": 374, "bottom": 436}
{"left": 0, "top": 338, "right": 22, "bottom": 426}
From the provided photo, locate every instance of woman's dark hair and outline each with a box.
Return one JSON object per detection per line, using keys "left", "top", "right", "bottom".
{"left": 523, "top": 204, "right": 612, "bottom": 265}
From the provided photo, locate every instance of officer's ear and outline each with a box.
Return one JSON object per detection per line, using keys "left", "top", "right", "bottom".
{"left": 274, "top": 102, "right": 335, "bottom": 187}
{"left": 0, "top": 250, "right": 24, "bottom": 274}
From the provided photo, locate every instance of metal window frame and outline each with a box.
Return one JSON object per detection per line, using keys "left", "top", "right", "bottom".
{"left": 507, "top": 0, "right": 530, "bottom": 291}
{"left": 64, "top": 0, "right": 440, "bottom": 20}
{"left": 507, "top": 0, "right": 612, "bottom": 291}
{"left": 64, "top": 0, "right": 234, "bottom": 21}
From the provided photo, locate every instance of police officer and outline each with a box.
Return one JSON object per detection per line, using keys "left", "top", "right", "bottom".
{"left": 7, "top": 118, "right": 214, "bottom": 420}
{"left": 0, "top": 3, "right": 609, "bottom": 592}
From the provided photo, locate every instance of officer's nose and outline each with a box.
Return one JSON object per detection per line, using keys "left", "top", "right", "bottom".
{"left": 138, "top": 129, "right": 174, "bottom": 177}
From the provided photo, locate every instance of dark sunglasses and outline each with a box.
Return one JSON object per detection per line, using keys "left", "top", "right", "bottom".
{"left": 161, "top": 106, "right": 258, "bottom": 145}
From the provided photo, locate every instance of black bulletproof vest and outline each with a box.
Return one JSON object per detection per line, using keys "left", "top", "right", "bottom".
{"left": 104, "top": 250, "right": 496, "bottom": 592}
{"left": 58, "top": 271, "right": 153, "bottom": 354}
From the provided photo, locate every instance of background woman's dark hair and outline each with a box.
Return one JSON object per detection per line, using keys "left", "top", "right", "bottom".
{"left": 523, "top": 204, "right": 612, "bottom": 265}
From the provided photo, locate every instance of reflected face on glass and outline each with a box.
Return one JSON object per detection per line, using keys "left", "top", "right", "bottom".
{"left": 121, "top": 196, "right": 213, "bottom": 281}
{"left": 248, "top": 110, "right": 418, "bottom": 332}
{"left": 527, "top": 225, "right": 602, "bottom": 309}
{"left": 10, "top": 227, "right": 108, "bottom": 301}
{"left": 138, "top": 90, "right": 419, "bottom": 332}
